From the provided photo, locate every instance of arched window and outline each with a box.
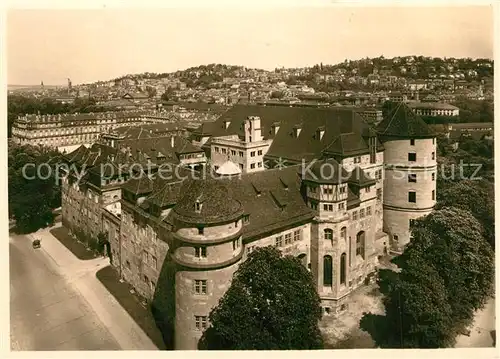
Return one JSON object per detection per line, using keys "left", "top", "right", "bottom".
{"left": 323, "top": 255, "right": 333, "bottom": 286}
{"left": 340, "top": 227, "right": 347, "bottom": 241}
{"left": 324, "top": 228, "right": 333, "bottom": 240}
{"left": 356, "top": 231, "right": 365, "bottom": 259}
{"left": 340, "top": 253, "right": 346, "bottom": 285}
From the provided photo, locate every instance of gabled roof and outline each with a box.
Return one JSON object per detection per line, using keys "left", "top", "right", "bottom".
{"left": 196, "top": 104, "right": 369, "bottom": 163}
{"left": 376, "top": 102, "right": 435, "bottom": 139}
{"left": 299, "top": 158, "right": 350, "bottom": 184}
{"left": 348, "top": 166, "right": 376, "bottom": 187}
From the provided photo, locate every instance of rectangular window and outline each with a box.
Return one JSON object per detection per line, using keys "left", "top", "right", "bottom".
{"left": 194, "top": 280, "right": 207, "bottom": 295}
{"left": 432, "top": 190, "right": 435, "bottom": 200}
{"left": 365, "top": 186, "right": 371, "bottom": 193}
{"left": 250, "top": 163, "right": 255, "bottom": 169}
{"left": 352, "top": 211, "right": 358, "bottom": 220}
{"left": 144, "top": 275, "right": 149, "bottom": 283}
{"left": 408, "top": 173, "right": 417, "bottom": 183}
{"left": 432, "top": 138, "right": 435, "bottom": 144}
{"left": 258, "top": 150, "right": 263, "bottom": 155}
{"left": 377, "top": 188, "right": 382, "bottom": 200}
{"left": 257, "top": 162, "right": 262, "bottom": 168}
{"left": 285, "top": 233, "right": 292, "bottom": 244}
{"left": 293, "top": 229, "right": 301, "bottom": 241}
{"left": 195, "top": 246, "right": 207, "bottom": 258}
{"left": 338, "top": 202, "right": 345, "bottom": 210}
{"left": 408, "top": 191, "right": 416, "bottom": 203}
{"left": 198, "top": 227, "right": 204, "bottom": 235}
{"left": 195, "top": 316, "right": 208, "bottom": 330}
{"left": 410, "top": 139, "right": 415, "bottom": 146}
{"left": 275, "top": 235, "right": 283, "bottom": 247}
{"left": 231, "top": 150, "right": 236, "bottom": 156}
{"left": 366, "top": 206, "right": 372, "bottom": 216}
{"left": 359, "top": 208, "right": 365, "bottom": 218}
{"left": 432, "top": 172, "right": 435, "bottom": 181}
{"left": 239, "top": 151, "right": 244, "bottom": 157}
{"left": 215, "top": 147, "right": 219, "bottom": 153}
{"left": 221, "top": 148, "right": 227, "bottom": 154}
{"left": 339, "top": 186, "right": 346, "bottom": 194}
{"left": 250, "top": 151, "right": 255, "bottom": 157}
{"left": 408, "top": 153, "right": 417, "bottom": 161}
{"left": 432, "top": 152, "right": 435, "bottom": 160}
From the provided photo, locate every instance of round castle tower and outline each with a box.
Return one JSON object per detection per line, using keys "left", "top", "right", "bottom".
{"left": 377, "top": 102, "right": 437, "bottom": 250}
{"left": 171, "top": 176, "right": 244, "bottom": 350}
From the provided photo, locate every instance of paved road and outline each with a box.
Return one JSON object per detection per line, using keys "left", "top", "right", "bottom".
{"left": 455, "top": 297, "right": 496, "bottom": 348}
{"left": 10, "top": 234, "right": 121, "bottom": 351}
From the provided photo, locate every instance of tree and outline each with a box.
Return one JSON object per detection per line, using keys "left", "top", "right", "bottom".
{"left": 362, "top": 259, "right": 454, "bottom": 348}
{"left": 399, "top": 208, "right": 494, "bottom": 330}
{"left": 362, "top": 208, "right": 494, "bottom": 348}
{"left": 8, "top": 143, "right": 62, "bottom": 233}
{"left": 437, "top": 180, "right": 494, "bottom": 248}
{"left": 198, "top": 246, "right": 323, "bottom": 350}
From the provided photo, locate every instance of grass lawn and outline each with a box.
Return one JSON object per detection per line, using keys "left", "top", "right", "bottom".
{"left": 49, "top": 226, "right": 97, "bottom": 260}
{"left": 96, "top": 266, "right": 167, "bottom": 350}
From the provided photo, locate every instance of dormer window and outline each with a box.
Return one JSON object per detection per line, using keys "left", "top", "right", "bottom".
{"left": 316, "top": 127, "right": 325, "bottom": 140}
{"left": 293, "top": 126, "right": 302, "bottom": 138}
{"left": 223, "top": 120, "right": 230, "bottom": 129}
{"left": 195, "top": 200, "right": 202, "bottom": 213}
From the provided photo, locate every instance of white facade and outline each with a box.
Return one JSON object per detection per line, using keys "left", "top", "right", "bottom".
{"left": 382, "top": 137, "right": 437, "bottom": 249}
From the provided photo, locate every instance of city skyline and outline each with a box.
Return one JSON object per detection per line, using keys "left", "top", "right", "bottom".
{"left": 7, "top": 6, "right": 494, "bottom": 86}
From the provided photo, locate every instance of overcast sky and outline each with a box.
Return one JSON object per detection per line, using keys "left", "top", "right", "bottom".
{"left": 7, "top": 6, "right": 494, "bottom": 85}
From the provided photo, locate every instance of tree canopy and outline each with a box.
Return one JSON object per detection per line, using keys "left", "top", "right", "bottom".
{"left": 8, "top": 142, "right": 62, "bottom": 233}
{"left": 361, "top": 208, "right": 494, "bottom": 348}
{"left": 437, "top": 179, "right": 494, "bottom": 248}
{"left": 198, "top": 246, "right": 324, "bottom": 350}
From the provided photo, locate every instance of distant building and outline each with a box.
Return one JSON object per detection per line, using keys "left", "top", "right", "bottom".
{"left": 11, "top": 111, "right": 178, "bottom": 149}
{"left": 446, "top": 122, "right": 493, "bottom": 140}
{"left": 407, "top": 102, "right": 459, "bottom": 117}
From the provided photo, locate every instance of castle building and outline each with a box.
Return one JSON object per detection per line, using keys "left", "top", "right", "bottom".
{"left": 11, "top": 110, "right": 178, "bottom": 149}
{"left": 60, "top": 134, "right": 206, "bottom": 250}
{"left": 61, "top": 103, "right": 436, "bottom": 350}
{"left": 376, "top": 102, "right": 437, "bottom": 249}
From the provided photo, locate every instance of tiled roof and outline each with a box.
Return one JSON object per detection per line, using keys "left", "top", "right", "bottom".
{"left": 110, "top": 123, "right": 184, "bottom": 139}
{"left": 122, "top": 176, "right": 154, "bottom": 195}
{"left": 195, "top": 104, "right": 370, "bottom": 162}
{"left": 173, "top": 177, "right": 244, "bottom": 225}
{"left": 299, "top": 158, "right": 349, "bottom": 184}
{"left": 376, "top": 102, "right": 435, "bottom": 139}
{"left": 348, "top": 166, "right": 376, "bottom": 187}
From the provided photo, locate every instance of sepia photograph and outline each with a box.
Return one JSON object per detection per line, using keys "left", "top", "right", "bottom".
{"left": 5, "top": 1, "right": 497, "bottom": 353}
